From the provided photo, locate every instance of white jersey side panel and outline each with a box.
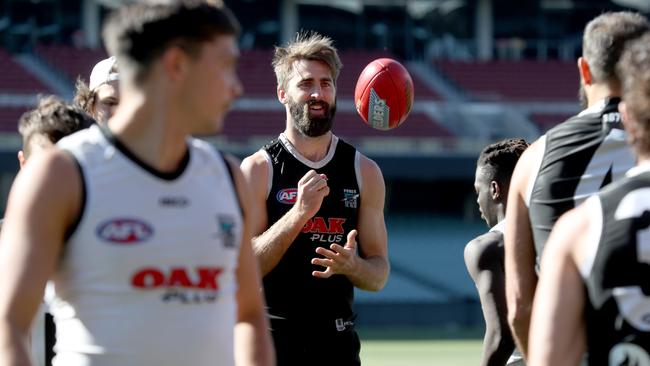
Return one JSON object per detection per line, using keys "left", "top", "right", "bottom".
{"left": 51, "top": 125, "right": 242, "bottom": 366}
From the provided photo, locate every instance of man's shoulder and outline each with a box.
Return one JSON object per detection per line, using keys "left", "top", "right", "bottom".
{"left": 464, "top": 230, "right": 504, "bottom": 271}
{"left": 467, "top": 230, "right": 503, "bottom": 249}
{"left": 57, "top": 124, "right": 100, "bottom": 149}
{"left": 546, "top": 110, "right": 604, "bottom": 136}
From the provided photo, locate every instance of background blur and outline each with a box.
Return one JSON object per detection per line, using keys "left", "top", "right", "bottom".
{"left": 0, "top": 0, "right": 648, "bottom": 343}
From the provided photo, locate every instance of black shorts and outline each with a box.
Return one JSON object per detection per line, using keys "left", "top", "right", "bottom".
{"left": 270, "top": 317, "right": 361, "bottom": 366}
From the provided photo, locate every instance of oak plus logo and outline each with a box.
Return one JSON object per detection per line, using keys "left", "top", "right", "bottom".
{"left": 302, "top": 217, "right": 346, "bottom": 243}
{"left": 132, "top": 266, "right": 224, "bottom": 304}
{"left": 276, "top": 188, "right": 297, "bottom": 204}
{"left": 96, "top": 218, "right": 153, "bottom": 244}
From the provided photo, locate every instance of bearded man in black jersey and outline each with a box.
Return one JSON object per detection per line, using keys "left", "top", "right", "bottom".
{"left": 528, "top": 32, "right": 650, "bottom": 366}
{"left": 241, "top": 32, "right": 389, "bottom": 366}
{"left": 504, "top": 12, "right": 650, "bottom": 360}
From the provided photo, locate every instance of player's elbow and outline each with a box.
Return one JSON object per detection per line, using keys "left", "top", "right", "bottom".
{"left": 507, "top": 302, "right": 531, "bottom": 336}
{"left": 360, "top": 259, "right": 390, "bottom": 292}
{"left": 369, "top": 275, "right": 388, "bottom": 292}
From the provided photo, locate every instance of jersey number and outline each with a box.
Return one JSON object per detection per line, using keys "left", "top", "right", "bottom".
{"left": 609, "top": 189, "right": 650, "bottom": 364}
{"left": 573, "top": 129, "right": 633, "bottom": 206}
{"left": 612, "top": 188, "right": 650, "bottom": 331}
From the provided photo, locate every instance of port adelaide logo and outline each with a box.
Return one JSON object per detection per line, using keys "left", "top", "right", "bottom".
{"left": 215, "top": 214, "right": 238, "bottom": 249}
{"left": 342, "top": 189, "right": 359, "bottom": 209}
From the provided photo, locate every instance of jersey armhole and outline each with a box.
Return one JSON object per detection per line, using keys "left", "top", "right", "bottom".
{"left": 525, "top": 135, "right": 547, "bottom": 207}
{"left": 62, "top": 150, "right": 87, "bottom": 242}
{"left": 354, "top": 151, "right": 362, "bottom": 194}
{"left": 221, "top": 153, "right": 244, "bottom": 217}
{"left": 262, "top": 149, "right": 273, "bottom": 200}
{"left": 578, "top": 196, "right": 603, "bottom": 279}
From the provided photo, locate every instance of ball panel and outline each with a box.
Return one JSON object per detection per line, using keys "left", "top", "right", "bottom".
{"left": 354, "top": 63, "right": 386, "bottom": 124}
{"left": 384, "top": 60, "right": 414, "bottom": 126}
{"left": 354, "top": 58, "right": 414, "bottom": 130}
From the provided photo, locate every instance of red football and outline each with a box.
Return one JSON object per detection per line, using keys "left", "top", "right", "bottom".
{"left": 354, "top": 58, "right": 414, "bottom": 130}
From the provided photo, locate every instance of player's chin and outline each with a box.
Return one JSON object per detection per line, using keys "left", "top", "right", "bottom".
{"left": 194, "top": 118, "right": 225, "bottom": 136}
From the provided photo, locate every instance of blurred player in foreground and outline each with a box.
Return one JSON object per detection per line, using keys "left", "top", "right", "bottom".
{"left": 529, "top": 32, "right": 650, "bottom": 366}
{"left": 241, "top": 31, "right": 389, "bottom": 365}
{"left": 0, "top": 1, "right": 273, "bottom": 365}
{"left": 504, "top": 11, "right": 650, "bottom": 358}
{"left": 465, "top": 138, "right": 528, "bottom": 366}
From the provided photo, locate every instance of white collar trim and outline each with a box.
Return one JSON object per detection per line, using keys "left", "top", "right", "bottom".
{"left": 490, "top": 219, "right": 506, "bottom": 233}
{"left": 626, "top": 162, "right": 650, "bottom": 177}
{"left": 577, "top": 98, "right": 608, "bottom": 117}
{"left": 278, "top": 133, "right": 339, "bottom": 169}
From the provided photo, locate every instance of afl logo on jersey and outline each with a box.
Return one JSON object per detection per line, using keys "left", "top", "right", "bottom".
{"left": 97, "top": 218, "right": 154, "bottom": 244}
{"left": 276, "top": 188, "right": 298, "bottom": 204}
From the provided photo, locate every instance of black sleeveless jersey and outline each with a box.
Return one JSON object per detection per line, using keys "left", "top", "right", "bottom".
{"left": 262, "top": 135, "right": 360, "bottom": 327}
{"left": 583, "top": 169, "right": 650, "bottom": 365}
{"left": 529, "top": 97, "right": 634, "bottom": 264}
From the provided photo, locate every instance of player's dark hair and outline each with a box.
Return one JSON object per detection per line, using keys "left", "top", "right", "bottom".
{"left": 477, "top": 138, "right": 529, "bottom": 189}
{"left": 102, "top": 0, "right": 240, "bottom": 85}
{"left": 583, "top": 11, "right": 649, "bottom": 84}
{"left": 618, "top": 32, "right": 650, "bottom": 155}
{"left": 18, "top": 95, "right": 96, "bottom": 158}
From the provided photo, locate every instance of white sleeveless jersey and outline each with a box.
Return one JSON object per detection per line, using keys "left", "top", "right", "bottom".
{"left": 51, "top": 125, "right": 242, "bottom": 366}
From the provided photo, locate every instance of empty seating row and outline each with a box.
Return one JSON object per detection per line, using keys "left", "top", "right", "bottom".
{"left": 435, "top": 60, "right": 579, "bottom": 102}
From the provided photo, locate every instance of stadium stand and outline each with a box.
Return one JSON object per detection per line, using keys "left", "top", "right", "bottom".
{"left": 435, "top": 60, "right": 579, "bottom": 102}
{"left": 237, "top": 49, "right": 442, "bottom": 100}
{"left": 35, "top": 44, "right": 108, "bottom": 84}
{"left": 237, "top": 49, "right": 279, "bottom": 97}
{"left": 0, "top": 107, "right": 28, "bottom": 133}
{"left": 529, "top": 112, "right": 575, "bottom": 132}
{"left": 0, "top": 48, "right": 52, "bottom": 94}
{"left": 222, "top": 110, "right": 453, "bottom": 142}
{"left": 337, "top": 50, "right": 442, "bottom": 100}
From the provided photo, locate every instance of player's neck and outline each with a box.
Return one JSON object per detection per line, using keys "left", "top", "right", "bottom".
{"left": 284, "top": 128, "right": 333, "bottom": 162}
{"left": 586, "top": 82, "right": 620, "bottom": 108}
{"left": 636, "top": 155, "right": 650, "bottom": 166}
{"left": 108, "top": 89, "right": 189, "bottom": 173}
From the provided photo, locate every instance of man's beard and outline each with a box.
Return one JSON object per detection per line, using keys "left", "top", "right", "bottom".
{"left": 578, "top": 84, "right": 588, "bottom": 110}
{"left": 289, "top": 98, "right": 336, "bottom": 137}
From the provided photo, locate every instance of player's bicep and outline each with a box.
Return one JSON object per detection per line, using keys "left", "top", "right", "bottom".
{"left": 357, "top": 156, "right": 387, "bottom": 259}
{"left": 0, "top": 151, "right": 80, "bottom": 332}
{"left": 529, "top": 208, "right": 587, "bottom": 366}
{"left": 240, "top": 152, "right": 269, "bottom": 237}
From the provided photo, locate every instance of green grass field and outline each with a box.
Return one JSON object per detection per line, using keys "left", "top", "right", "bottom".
{"left": 358, "top": 327, "right": 483, "bottom": 366}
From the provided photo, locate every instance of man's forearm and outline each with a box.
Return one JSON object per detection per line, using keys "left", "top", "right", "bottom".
{"left": 345, "top": 255, "right": 389, "bottom": 292}
{"left": 234, "top": 316, "right": 275, "bottom": 366}
{"left": 508, "top": 303, "right": 532, "bottom": 359}
{"left": 0, "top": 326, "right": 31, "bottom": 365}
{"left": 253, "top": 207, "right": 309, "bottom": 276}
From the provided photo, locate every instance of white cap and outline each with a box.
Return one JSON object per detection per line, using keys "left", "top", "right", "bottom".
{"left": 89, "top": 56, "right": 119, "bottom": 91}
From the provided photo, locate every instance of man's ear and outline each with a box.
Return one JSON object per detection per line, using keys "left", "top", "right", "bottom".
{"left": 578, "top": 57, "right": 592, "bottom": 86}
{"left": 161, "top": 45, "right": 190, "bottom": 83}
{"left": 278, "top": 86, "right": 287, "bottom": 104}
{"left": 490, "top": 180, "right": 501, "bottom": 200}
{"left": 17, "top": 150, "right": 26, "bottom": 169}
